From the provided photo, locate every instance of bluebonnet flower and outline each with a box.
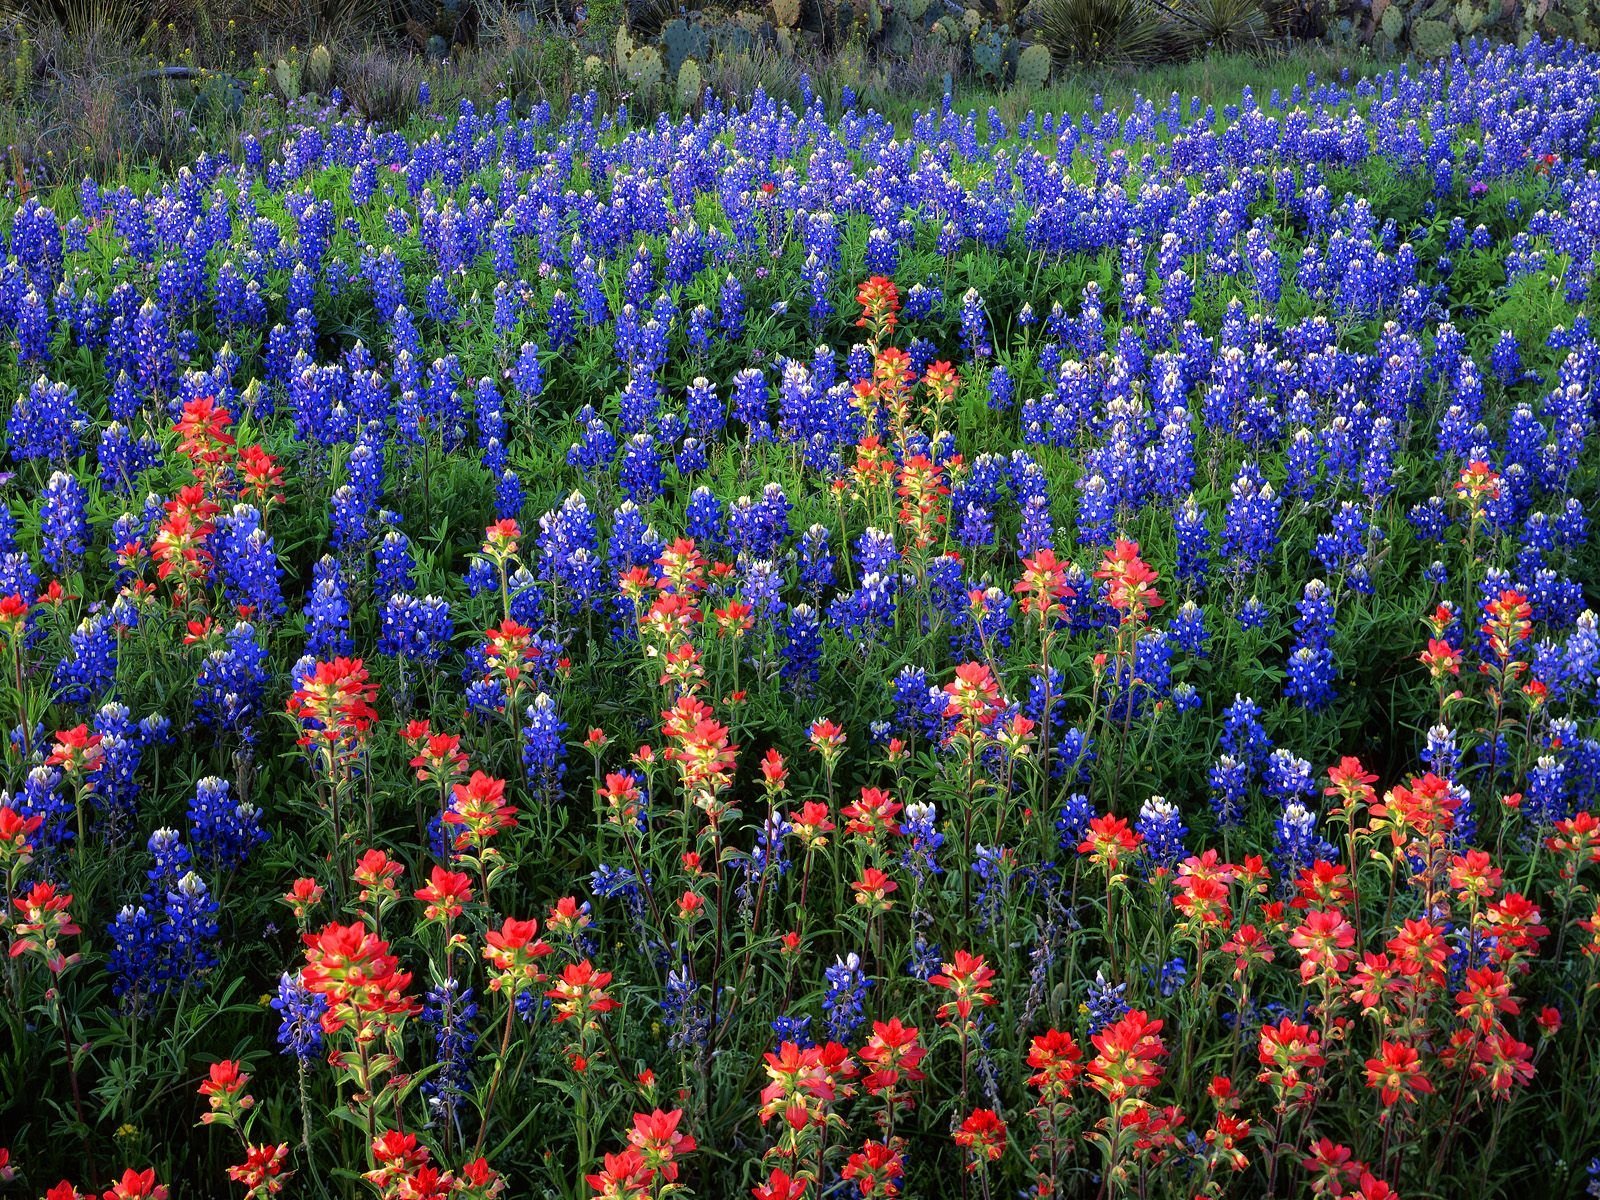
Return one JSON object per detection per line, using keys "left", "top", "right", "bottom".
{"left": 1221, "top": 462, "right": 1280, "bottom": 573}
{"left": 1220, "top": 695, "right": 1272, "bottom": 771}
{"left": 11, "top": 765, "right": 73, "bottom": 852}
{"left": 1209, "top": 755, "right": 1249, "bottom": 827}
{"left": 302, "top": 556, "right": 353, "bottom": 659}
{"left": 1237, "top": 596, "right": 1271, "bottom": 631}
{"left": 9, "top": 378, "right": 88, "bottom": 461}
{"left": 1147, "top": 956, "right": 1188, "bottom": 998}
{"left": 187, "top": 776, "right": 267, "bottom": 871}
{"left": 770, "top": 1014, "right": 814, "bottom": 1049}
{"left": 39, "top": 471, "right": 89, "bottom": 573}
{"left": 1135, "top": 796, "right": 1188, "bottom": 872}
{"left": 1286, "top": 579, "right": 1337, "bottom": 710}
{"left": 108, "top": 829, "right": 221, "bottom": 999}
{"left": 420, "top": 980, "right": 478, "bottom": 1124}
{"left": 901, "top": 802, "right": 945, "bottom": 886}
{"left": 379, "top": 593, "right": 454, "bottom": 664}
{"left": 1273, "top": 802, "right": 1339, "bottom": 881}
{"left": 194, "top": 622, "right": 270, "bottom": 742}
{"left": 781, "top": 604, "right": 823, "bottom": 689}
{"left": 54, "top": 614, "right": 118, "bottom": 709}
{"left": 271, "top": 970, "right": 327, "bottom": 1060}
{"left": 1055, "top": 792, "right": 1094, "bottom": 852}
{"left": 522, "top": 693, "right": 568, "bottom": 803}
{"left": 822, "top": 953, "right": 871, "bottom": 1042}
{"left": 1084, "top": 970, "right": 1131, "bottom": 1034}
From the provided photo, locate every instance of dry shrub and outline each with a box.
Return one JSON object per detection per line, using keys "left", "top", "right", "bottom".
{"left": 337, "top": 40, "right": 424, "bottom": 119}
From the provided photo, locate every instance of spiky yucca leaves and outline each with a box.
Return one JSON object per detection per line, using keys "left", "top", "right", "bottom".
{"left": 0, "top": 0, "right": 147, "bottom": 40}
{"left": 1170, "top": 0, "right": 1267, "bottom": 52}
{"left": 1036, "top": 0, "right": 1161, "bottom": 65}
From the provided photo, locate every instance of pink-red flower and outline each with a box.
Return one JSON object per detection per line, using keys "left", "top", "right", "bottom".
{"left": 953, "top": 1108, "right": 1007, "bottom": 1168}
{"left": 929, "top": 950, "right": 997, "bottom": 1023}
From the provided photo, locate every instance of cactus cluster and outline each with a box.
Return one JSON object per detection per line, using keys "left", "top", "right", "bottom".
{"left": 614, "top": 26, "right": 665, "bottom": 97}
{"left": 1353, "top": 0, "right": 1578, "bottom": 60}
{"left": 266, "top": 42, "right": 333, "bottom": 103}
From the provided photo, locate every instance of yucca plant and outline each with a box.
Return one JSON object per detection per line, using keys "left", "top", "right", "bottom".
{"left": 1168, "top": 0, "right": 1267, "bottom": 53}
{"left": 1035, "top": 0, "right": 1161, "bottom": 66}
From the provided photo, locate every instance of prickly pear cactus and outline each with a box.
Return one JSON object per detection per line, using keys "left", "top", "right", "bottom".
{"left": 272, "top": 55, "right": 303, "bottom": 102}
{"left": 1452, "top": 0, "right": 1486, "bottom": 32}
{"left": 881, "top": 12, "right": 915, "bottom": 56}
{"left": 771, "top": 0, "right": 801, "bottom": 28}
{"left": 1379, "top": 3, "right": 1404, "bottom": 40}
{"left": 1410, "top": 17, "right": 1455, "bottom": 57}
{"left": 624, "top": 43, "right": 664, "bottom": 95}
{"left": 659, "top": 18, "right": 710, "bottom": 78}
{"left": 903, "top": 0, "right": 931, "bottom": 19}
{"left": 305, "top": 43, "right": 332, "bottom": 93}
{"left": 676, "top": 57, "right": 702, "bottom": 107}
{"left": 971, "top": 27, "right": 1007, "bottom": 84}
{"left": 1014, "top": 42, "right": 1051, "bottom": 90}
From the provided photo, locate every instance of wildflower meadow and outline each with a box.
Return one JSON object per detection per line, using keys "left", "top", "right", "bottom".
{"left": 3, "top": 31, "right": 1600, "bottom": 1200}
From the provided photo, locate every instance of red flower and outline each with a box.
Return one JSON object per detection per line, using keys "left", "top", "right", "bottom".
{"left": 9, "top": 881, "right": 81, "bottom": 974}
{"left": 482, "top": 917, "right": 553, "bottom": 993}
{"left": 197, "top": 1059, "right": 252, "bottom": 1106}
{"left": 1301, "top": 1137, "right": 1366, "bottom": 1197}
{"left": 546, "top": 960, "right": 618, "bottom": 1025}
{"left": 300, "top": 922, "right": 417, "bottom": 1031}
{"left": 415, "top": 866, "right": 474, "bottom": 923}
{"left": 1355, "top": 1173, "right": 1402, "bottom": 1200}
{"left": 791, "top": 800, "right": 835, "bottom": 849}
{"left": 841, "top": 1140, "right": 904, "bottom": 1197}
{"left": 854, "top": 275, "right": 900, "bottom": 339}
{"left": 227, "top": 1143, "right": 291, "bottom": 1198}
{"left": 352, "top": 848, "right": 404, "bottom": 903}
{"left": 445, "top": 772, "right": 518, "bottom": 849}
{"left": 860, "top": 1017, "right": 926, "bottom": 1098}
{"left": 851, "top": 867, "right": 898, "bottom": 914}
{"left": 280, "top": 877, "right": 324, "bottom": 922}
{"left": 102, "top": 1169, "right": 168, "bottom": 1200}
{"left": 1013, "top": 547, "right": 1075, "bottom": 620}
{"left": 929, "top": 950, "right": 997, "bottom": 1023}
{"left": 942, "top": 661, "right": 1004, "bottom": 728}
{"left": 626, "top": 1108, "right": 695, "bottom": 1181}
{"left": 584, "top": 1148, "right": 653, "bottom": 1200}
{"left": 1289, "top": 908, "right": 1357, "bottom": 985}
{"left": 759, "top": 1041, "right": 858, "bottom": 1126}
{"left": 0, "top": 804, "right": 44, "bottom": 866}
{"left": 0, "top": 592, "right": 29, "bottom": 634}
{"left": 1088, "top": 1010, "right": 1167, "bottom": 1102}
{"left": 369, "top": 1130, "right": 429, "bottom": 1178}
{"left": 1256, "top": 1018, "right": 1325, "bottom": 1105}
{"left": 47, "top": 725, "right": 104, "bottom": 777}
{"left": 1026, "top": 1028, "right": 1083, "bottom": 1097}
{"left": 1094, "top": 538, "right": 1162, "bottom": 622}
{"left": 953, "top": 1108, "right": 1007, "bottom": 1167}
{"left": 285, "top": 657, "right": 379, "bottom": 751}
{"left": 752, "top": 1169, "right": 807, "bottom": 1200}
{"left": 1363, "top": 1041, "right": 1432, "bottom": 1108}
{"left": 807, "top": 718, "right": 847, "bottom": 765}
{"left": 841, "top": 786, "right": 902, "bottom": 843}
{"left": 1078, "top": 813, "right": 1143, "bottom": 875}
{"left": 482, "top": 519, "right": 521, "bottom": 561}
